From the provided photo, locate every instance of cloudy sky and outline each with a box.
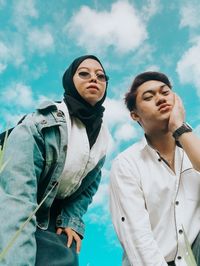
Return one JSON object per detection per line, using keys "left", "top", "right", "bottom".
{"left": 1, "top": 0, "right": 200, "bottom": 265}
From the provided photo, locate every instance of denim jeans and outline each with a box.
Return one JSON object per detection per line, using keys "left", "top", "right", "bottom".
{"left": 35, "top": 199, "right": 79, "bottom": 266}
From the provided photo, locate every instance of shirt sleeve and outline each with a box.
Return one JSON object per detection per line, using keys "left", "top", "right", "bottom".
{"left": 109, "top": 156, "right": 168, "bottom": 266}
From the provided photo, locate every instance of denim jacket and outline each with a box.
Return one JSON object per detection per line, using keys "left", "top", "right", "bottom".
{"left": 0, "top": 100, "right": 108, "bottom": 266}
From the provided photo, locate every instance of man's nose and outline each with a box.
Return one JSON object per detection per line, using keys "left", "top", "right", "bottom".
{"left": 156, "top": 94, "right": 166, "bottom": 106}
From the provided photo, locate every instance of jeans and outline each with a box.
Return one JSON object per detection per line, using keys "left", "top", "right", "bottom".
{"left": 35, "top": 199, "right": 79, "bottom": 266}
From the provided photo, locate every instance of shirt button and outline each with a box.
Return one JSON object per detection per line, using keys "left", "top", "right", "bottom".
{"left": 179, "top": 229, "right": 183, "bottom": 234}
{"left": 158, "top": 158, "right": 162, "bottom": 162}
{"left": 121, "top": 217, "right": 125, "bottom": 222}
{"left": 175, "top": 201, "right": 179, "bottom": 205}
{"left": 177, "top": 256, "right": 182, "bottom": 260}
{"left": 63, "top": 145, "right": 67, "bottom": 152}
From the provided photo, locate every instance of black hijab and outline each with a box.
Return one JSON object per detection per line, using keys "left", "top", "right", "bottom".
{"left": 62, "top": 55, "right": 108, "bottom": 148}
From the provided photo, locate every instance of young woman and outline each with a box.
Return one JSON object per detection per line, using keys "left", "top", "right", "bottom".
{"left": 0, "top": 55, "right": 110, "bottom": 266}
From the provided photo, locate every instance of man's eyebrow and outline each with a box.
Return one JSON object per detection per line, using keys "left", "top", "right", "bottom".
{"left": 142, "top": 84, "right": 167, "bottom": 96}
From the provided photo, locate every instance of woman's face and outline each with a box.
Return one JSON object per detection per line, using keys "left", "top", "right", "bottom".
{"left": 73, "top": 59, "right": 107, "bottom": 106}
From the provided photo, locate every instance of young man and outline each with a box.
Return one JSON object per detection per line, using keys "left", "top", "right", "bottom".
{"left": 110, "top": 72, "right": 200, "bottom": 266}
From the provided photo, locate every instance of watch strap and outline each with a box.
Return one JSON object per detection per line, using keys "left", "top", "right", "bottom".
{"left": 172, "top": 122, "right": 192, "bottom": 140}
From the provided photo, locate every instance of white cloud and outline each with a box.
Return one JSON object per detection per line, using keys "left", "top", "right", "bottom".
{"left": 0, "top": 43, "right": 8, "bottom": 73}
{"left": 176, "top": 37, "right": 200, "bottom": 95}
{"left": 103, "top": 97, "right": 142, "bottom": 145}
{"left": 180, "top": 1, "right": 200, "bottom": 29}
{"left": 104, "top": 97, "right": 129, "bottom": 127}
{"left": 114, "top": 122, "right": 138, "bottom": 141}
{"left": 1, "top": 83, "right": 34, "bottom": 108}
{"left": 0, "top": 63, "right": 7, "bottom": 73}
{"left": 28, "top": 27, "right": 54, "bottom": 54}
{"left": 65, "top": 1, "right": 148, "bottom": 54}
{"left": 0, "top": 41, "right": 9, "bottom": 61}
{"left": 2, "top": 113, "right": 26, "bottom": 127}
{"left": 91, "top": 183, "right": 108, "bottom": 208}
{"left": 0, "top": 0, "right": 5, "bottom": 9}
{"left": 145, "top": 64, "right": 160, "bottom": 72}
{"left": 14, "top": 0, "right": 38, "bottom": 19}
{"left": 0, "top": 41, "right": 24, "bottom": 71}
{"left": 142, "top": 0, "right": 161, "bottom": 21}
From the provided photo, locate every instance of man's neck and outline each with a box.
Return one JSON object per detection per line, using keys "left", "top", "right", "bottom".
{"left": 146, "top": 131, "right": 175, "bottom": 154}
{"left": 146, "top": 131, "right": 176, "bottom": 171}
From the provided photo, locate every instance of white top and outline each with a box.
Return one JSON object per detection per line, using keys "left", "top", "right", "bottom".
{"left": 110, "top": 137, "right": 200, "bottom": 266}
{"left": 55, "top": 101, "right": 109, "bottom": 198}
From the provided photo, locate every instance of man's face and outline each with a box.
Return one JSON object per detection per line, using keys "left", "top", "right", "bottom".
{"left": 131, "top": 80, "right": 174, "bottom": 132}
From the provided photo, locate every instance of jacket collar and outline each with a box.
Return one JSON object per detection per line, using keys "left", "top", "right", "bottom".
{"left": 36, "top": 100, "right": 60, "bottom": 111}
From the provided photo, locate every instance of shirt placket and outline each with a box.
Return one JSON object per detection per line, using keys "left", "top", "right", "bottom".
{"left": 173, "top": 150, "right": 186, "bottom": 265}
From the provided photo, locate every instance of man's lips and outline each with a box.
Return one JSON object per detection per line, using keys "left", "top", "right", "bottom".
{"left": 158, "top": 103, "right": 171, "bottom": 111}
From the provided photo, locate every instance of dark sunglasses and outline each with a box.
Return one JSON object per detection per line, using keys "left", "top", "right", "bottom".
{"left": 78, "top": 71, "right": 109, "bottom": 82}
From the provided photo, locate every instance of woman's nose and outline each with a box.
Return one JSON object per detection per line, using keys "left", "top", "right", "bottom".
{"left": 89, "top": 73, "right": 97, "bottom": 82}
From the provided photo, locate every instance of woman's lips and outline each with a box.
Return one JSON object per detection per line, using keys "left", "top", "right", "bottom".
{"left": 87, "top": 85, "right": 99, "bottom": 90}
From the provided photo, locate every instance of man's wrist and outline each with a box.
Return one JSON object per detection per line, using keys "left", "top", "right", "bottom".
{"left": 172, "top": 122, "right": 192, "bottom": 140}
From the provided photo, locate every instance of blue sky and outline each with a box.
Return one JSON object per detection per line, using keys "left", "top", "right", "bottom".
{"left": 1, "top": 0, "right": 200, "bottom": 265}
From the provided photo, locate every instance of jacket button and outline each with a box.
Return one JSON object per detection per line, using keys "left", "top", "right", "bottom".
{"left": 57, "top": 219, "right": 62, "bottom": 226}
{"left": 41, "top": 119, "right": 47, "bottom": 124}
{"left": 57, "top": 111, "right": 64, "bottom": 117}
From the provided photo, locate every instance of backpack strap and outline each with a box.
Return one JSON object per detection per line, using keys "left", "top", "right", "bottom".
{"left": 0, "top": 115, "right": 27, "bottom": 147}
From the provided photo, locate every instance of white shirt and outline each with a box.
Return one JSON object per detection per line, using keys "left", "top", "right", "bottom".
{"left": 110, "top": 137, "right": 200, "bottom": 266}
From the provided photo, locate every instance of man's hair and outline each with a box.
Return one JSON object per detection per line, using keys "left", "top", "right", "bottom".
{"left": 125, "top": 71, "right": 172, "bottom": 111}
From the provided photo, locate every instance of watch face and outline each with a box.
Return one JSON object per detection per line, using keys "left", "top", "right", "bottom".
{"left": 184, "top": 122, "right": 192, "bottom": 130}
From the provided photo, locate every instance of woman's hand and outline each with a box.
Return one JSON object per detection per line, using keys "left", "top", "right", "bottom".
{"left": 56, "top": 227, "right": 81, "bottom": 253}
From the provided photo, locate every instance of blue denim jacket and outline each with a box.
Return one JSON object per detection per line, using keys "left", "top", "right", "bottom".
{"left": 0, "top": 101, "right": 107, "bottom": 266}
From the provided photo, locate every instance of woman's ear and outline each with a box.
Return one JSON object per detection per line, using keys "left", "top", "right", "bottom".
{"left": 130, "top": 110, "right": 140, "bottom": 122}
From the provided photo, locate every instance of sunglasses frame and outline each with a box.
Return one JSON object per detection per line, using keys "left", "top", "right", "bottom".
{"left": 77, "top": 71, "right": 109, "bottom": 82}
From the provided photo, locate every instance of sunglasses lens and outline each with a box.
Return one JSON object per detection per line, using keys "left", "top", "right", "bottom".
{"left": 78, "top": 71, "right": 91, "bottom": 79}
{"left": 96, "top": 74, "right": 108, "bottom": 82}
{"left": 78, "top": 71, "right": 109, "bottom": 82}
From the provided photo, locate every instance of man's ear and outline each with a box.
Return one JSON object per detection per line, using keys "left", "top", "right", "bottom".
{"left": 130, "top": 110, "right": 140, "bottom": 122}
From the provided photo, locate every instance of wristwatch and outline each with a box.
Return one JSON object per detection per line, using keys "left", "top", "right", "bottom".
{"left": 172, "top": 122, "right": 192, "bottom": 140}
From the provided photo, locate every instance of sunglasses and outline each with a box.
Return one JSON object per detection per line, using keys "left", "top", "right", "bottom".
{"left": 78, "top": 71, "right": 109, "bottom": 82}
